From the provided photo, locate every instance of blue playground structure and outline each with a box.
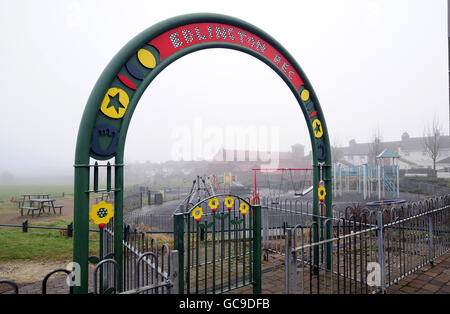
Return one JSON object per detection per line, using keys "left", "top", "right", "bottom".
{"left": 333, "top": 148, "right": 400, "bottom": 200}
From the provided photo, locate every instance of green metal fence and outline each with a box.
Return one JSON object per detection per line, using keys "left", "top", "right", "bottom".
{"left": 173, "top": 194, "right": 261, "bottom": 294}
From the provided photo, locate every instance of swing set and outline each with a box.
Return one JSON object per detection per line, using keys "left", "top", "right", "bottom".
{"left": 251, "top": 167, "right": 313, "bottom": 205}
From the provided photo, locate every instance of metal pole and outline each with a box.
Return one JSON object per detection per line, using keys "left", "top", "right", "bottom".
{"left": 377, "top": 163, "right": 381, "bottom": 201}
{"left": 114, "top": 163, "right": 124, "bottom": 292}
{"left": 285, "top": 228, "right": 292, "bottom": 294}
{"left": 363, "top": 164, "right": 367, "bottom": 200}
{"left": 173, "top": 213, "right": 185, "bottom": 293}
{"left": 22, "top": 219, "right": 28, "bottom": 233}
{"left": 252, "top": 205, "right": 262, "bottom": 294}
{"left": 313, "top": 164, "right": 320, "bottom": 274}
{"left": 428, "top": 215, "right": 434, "bottom": 264}
{"left": 170, "top": 250, "right": 179, "bottom": 294}
{"left": 396, "top": 165, "right": 400, "bottom": 198}
{"left": 376, "top": 212, "right": 386, "bottom": 293}
{"left": 73, "top": 165, "right": 90, "bottom": 294}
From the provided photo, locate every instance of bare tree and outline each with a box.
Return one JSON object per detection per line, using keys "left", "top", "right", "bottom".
{"left": 423, "top": 117, "right": 442, "bottom": 173}
{"left": 368, "top": 128, "right": 384, "bottom": 163}
{"left": 331, "top": 137, "right": 343, "bottom": 163}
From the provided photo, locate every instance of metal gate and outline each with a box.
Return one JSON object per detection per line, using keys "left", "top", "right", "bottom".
{"left": 173, "top": 194, "right": 261, "bottom": 294}
{"left": 97, "top": 220, "right": 178, "bottom": 294}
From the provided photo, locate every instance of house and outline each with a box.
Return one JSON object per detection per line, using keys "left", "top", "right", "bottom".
{"left": 335, "top": 132, "right": 450, "bottom": 170}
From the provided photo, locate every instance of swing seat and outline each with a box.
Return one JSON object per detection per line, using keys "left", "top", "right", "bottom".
{"left": 294, "top": 185, "right": 313, "bottom": 197}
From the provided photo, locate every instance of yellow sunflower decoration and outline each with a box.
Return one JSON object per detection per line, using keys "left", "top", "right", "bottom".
{"left": 224, "top": 196, "right": 235, "bottom": 211}
{"left": 192, "top": 206, "right": 203, "bottom": 222}
{"left": 90, "top": 201, "right": 114, "bottom": 229}
{"left": 208, "top": 197, "right": 219, "bottom": 212}
{"left": 239, "top": 202, "right": 249, "bottom": 216}
{"left": 318, "top": 186, "right": 326, "bottom": 202}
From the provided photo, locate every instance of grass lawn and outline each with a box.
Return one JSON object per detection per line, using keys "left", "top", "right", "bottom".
{"left": 0, "top": 218, "right": 99, "bottom": 262}
{"left": 0, "top": 184, "right": 74, "bottom": 201}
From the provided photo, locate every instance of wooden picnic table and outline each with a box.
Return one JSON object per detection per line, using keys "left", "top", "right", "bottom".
{"left": 21, "top": 194, "right": 51, "bottom": 200}
{"left": 20, "top": 198, "right": 64, "bottom": 217}
{"left": 95, "top": 191, "right": 114, "bottom": 203}
{"left": 18, "top": 194, "right": 51, "bottom": 208}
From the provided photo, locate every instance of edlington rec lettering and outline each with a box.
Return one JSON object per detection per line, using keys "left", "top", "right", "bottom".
{"left": 149, "top": 23, "right": 303, "bottom": 89}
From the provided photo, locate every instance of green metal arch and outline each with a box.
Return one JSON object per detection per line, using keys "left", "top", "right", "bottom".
{"left": 74, "top": 13, "right": 332, "bottom": 294}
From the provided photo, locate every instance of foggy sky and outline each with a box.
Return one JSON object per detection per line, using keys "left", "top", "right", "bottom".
{"left": 0, "top": 0, "right": 448, "bottom": 178}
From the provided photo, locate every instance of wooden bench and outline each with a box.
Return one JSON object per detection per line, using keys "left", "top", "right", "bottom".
{"left": 43, "top": 204, "right": 64, "bottom": 215}
{"left": 20, "top": 206, "right": 41, "bottom": 217}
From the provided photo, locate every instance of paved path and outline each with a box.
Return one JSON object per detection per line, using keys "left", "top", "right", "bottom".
{"left": 386, "top": 252, "right": 450, "bottom": 294}
{"left": 228, "top": 252, "right": 450, "bottom": 294}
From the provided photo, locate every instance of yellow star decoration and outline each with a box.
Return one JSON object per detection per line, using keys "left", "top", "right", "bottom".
{"left": 192, "top": 206, "right": 203, "bottom": 222}
{"left": 312, "top": 119, "right": 323, "bottom": 138}
{"left": 239, "top": 203, "right": 249, "bottom": 216}
{"left": 224, "top": 196, "right": 234, "bottom": 210}
{"left": 100, "top": 87, "right": 129, "bottom": 119}
{"left": 318, "top": 186, "right": 326, "bottom": 202}
{"left": 208, "top": 197, "right": 219, "bottom": 212}
{"left": 90, "top": 201, "right": 114, "bottom": 228}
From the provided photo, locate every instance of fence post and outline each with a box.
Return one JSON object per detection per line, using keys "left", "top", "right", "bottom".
{"left": 285, "top": 228, "right": 292, "bottom": 294}
{"left": 376, "top": 212, "right": 386, "bottom": 293}
{"left": 170, "top": 250, "right": 179, "bottom": 294}
{"left": 252, "top": 205, "right": 262, "bottom": 294}
{"left": 22, "top": 219, "right": 28, "bottom": 233}
{"left": 262, "top": 205, "right": 268, "bottom": 260}
{"left": 428, "top": 215, "right": 434, "bottom": 265}
{"left": 67, "top": 222, "right": 73, "bottom": 238}
{"left": 173, "top": 213, "right": 184, "bottom": 294}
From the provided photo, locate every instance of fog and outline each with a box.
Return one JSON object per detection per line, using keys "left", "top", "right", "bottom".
{"left": 0, "top": 0, "right": 447, "bottom": 183}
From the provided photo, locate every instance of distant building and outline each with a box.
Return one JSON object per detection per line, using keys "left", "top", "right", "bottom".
{"left": 336, "top": 132, "right": 450, "bottom": 170}
{"left": 208, "top": 144, "right": 311, "bottom": 182}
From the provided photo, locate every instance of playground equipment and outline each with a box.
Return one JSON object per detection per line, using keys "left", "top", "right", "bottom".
{"left": 366, "top": 199, "right": 406, "bottom": 207}
{"left": 333, "top": 163, "right": 399, "bottom": 200}
{"left": 73, "top": 13, "right": 332, "bottom": 294}
{"left": 333, "top": 149, "right": 400, "bottom": 200}
{"left": 252, "top": 168, "right": 313, "bottom": 205}
{"left": 209, "top": 172, "right": 237, "bottom": 194}
{"left": 176, "top": 175, "right": 212, "bottom": 213}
